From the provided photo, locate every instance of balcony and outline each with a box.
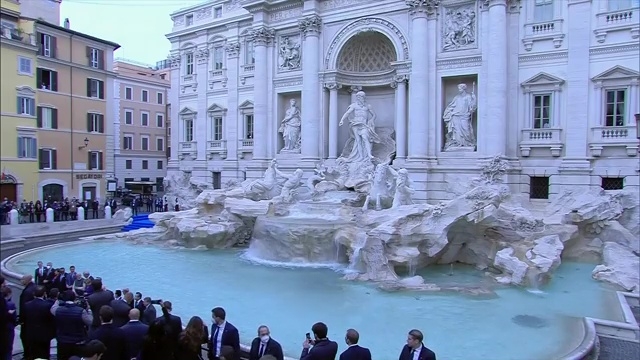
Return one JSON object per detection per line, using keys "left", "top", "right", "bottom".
{"left": 238, "top": 139, "right": 254, "bottom": 159}
{"left": 0, "top": 26, "right": 37, "bottom": 47}
{"left": 242, "top": 64, "right": 255, "bottom": 73}
{"left": 206, "top": 140, "right": 227, "bottom": 159}
{"left": 522, "top": 19, "right": 565, "bottom": 51}
{"left": 208, "top": 68, "right": 228, "bottom": 90}
{"left": 594, "top": 8, "right": 640, "bottom": 43}
{"left": 178, "top": 141, "right": 197, "bottom": 160}
{"left": 589, "top": 125, "right": 638, "bottom": 157}
{"left": 519, "top": 128, "right": 563, "bottom": 157}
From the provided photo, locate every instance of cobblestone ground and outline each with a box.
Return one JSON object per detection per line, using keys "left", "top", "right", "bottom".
{"left": 598, "top": 336, "right": 640, "bottom": 360}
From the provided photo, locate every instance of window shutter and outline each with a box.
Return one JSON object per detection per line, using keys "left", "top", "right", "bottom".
{"left": 51, "top": 149, "right": 57, "bottom": 169}
{"left": 88, "top": 152, "right": 92, "bottom": 169}
{"left": 37, "top": 32, "right": 43, "bottom": 55}
{"left": 16, "top": 97, "right": 21, "bottom": 114}
{"left": 29, "top": 99, "right": 35, "bottom": 116}
{"left": 98, "top": 115, "right": 104, "bottom": 133}
{"left": 51, "top": 71, "right": 58, "bottom": 91}
{"left": 86, "top": 78, "right": 91, "bottom": 97}
{"left": 99, "top": 152, "right": 104, "bottom": 170}
{"left": 99, "top": 81, "right": 105, "bottom": 99}
{"left": 87, "top": 113, "right": 92, "bottom": 132}
{"left": 29, "top": 139, "right": 37, "bottom": 159}
{"left": 38, "top": 149, "right": 44, "bottom": 169}
{"left": 51, "top": 36, "right": 57, "bottom": 58}
{"left": 36, "top": 106, "right": 42, "bottom": 128}
{"left": 17, "top": 138, "right": 23, "bottom": 158}
{"left": 86, "top": 46, "right": 91, "bottom": 58}
{"left": 52, "top": 108, "right": 58, "bottom": 129}
{"left": 99, "top": 50, "right": 104, "bottom": 70}
{"left": 36, "top": 68, "right": 41, "bottom": 88}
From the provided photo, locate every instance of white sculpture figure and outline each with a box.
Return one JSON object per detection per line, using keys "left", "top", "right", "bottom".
{"left": 243, "top": 159, "right": 288, "bottom": 200}
{"left": 362, "top": 164, "right": 397, "bottom": 211}
{"left": 392, "top": 169, "right": 414, "bottom": 208}
{"left": 278, "top": 37, "right": 301, "bottom": 70}
{"left": 339, "top": 91, "right": 380, "bottom": 163}
{"left": 306, "top": 161, "right": 327, "bottom": 192}
{"left": 278, "top": 99, "right": 302, "bottom": 152}
{"left": 443, "top": 83, "right": 477, "bottom": 151}
{"left": 443, "top": 7, "right": 477, "bottom": 51}
{"left": 274, "top": 169, "right": 304, "bottom": 203}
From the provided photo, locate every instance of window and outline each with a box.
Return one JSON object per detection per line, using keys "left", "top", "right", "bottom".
{"left": 18, "top": 56, "right": 32, "bottom": 75}
{"left": 601, "top": 177, "right": 624, "bottom": 190}
{"left": 532, "top": 94, "right": 552, "bottom": 129}
{"left": 212, "top": 116, "right": 223, "bottom": 140}
{"left": 186, "top": 14, "right": 193, "bottom": 26}
{"left": 157, "top": 160, "right": 163, "bottom": 170}
{"left": 185, "top": 53, "right": 194, "bottom": 75}
{"left": 87, "top": 113, "right": 105, "bottom": 133}
{"left": 156, "top": 114, "right": 164, "bottom": 127}
{"left": 141, "top": 112, "right": 149, "bottom": 126}
{"left": 534, "top": 0, "right": 554, "bottom": 22}
{"left": 87, "top": 78, "right": 105, "bottom": 99}
{"left": 214, "top": 6, "right": 222, "bottom": 18}
{"left": 17, "top": 137, "right": 37, "bottom": 158}
{"left": 245, "top": 41, "right": 255, "bottom": 64}
{"left": 529, "top": 176, "right": 550, "bottom": 200}
{"left": 604, "top": 89, "right": 626, "bottom": 126}
{"left": 212, "top": 172, "right": 222, "bottom": 189}
{"left": 38, "top": 33, "right": 56, "bottom": 58}
{"left": 37, "top": 107, "right": 58, "bottom": 129}
{"left": 37, "top": 68, "right": 58, "bottom": 91}
{"left": 125, "top": 160, "right": 132, "bottom": 169}
{"left": 125, "top": 87, "right": 132, "bottom": 100}
{"left": 88, "top": 47, "right": 103, "bottom": 69}
{"left": 38, "top": 148, "right": 56, "bottom": 169}
{"left": 609, "top": 0, "right": 640, "bottom": 11}
{"left": 141, "top": 137, "right": 149, "bottom": 151}
{"left": 157, "top": 92, "right": 164, "bottom": 104}
{"left": 88, "top": 151, "right": 103, "bottom": 170}
{"left": 142, "top": 160, "right": 148, "bottom": 170}
{"left": 213, "top": 46, "right": 224, "bottom": 70}
{"left": 124, "top": 110, "right": 133, "bottom": 125}
{"left": 17, "top": 97, "right": 35, "bottom": 116}
{"left": 124, "top": 178, "right": 134, "bottom": 185}
{"left": 142, "top": 90, "right": 149, "bottom": 102}
{"left": 123, "top": 135, "right": 133, "bottom": 150}
{"left": 245, "top": 114, "right": 254, "bottom": 139}
{"left": 156, "top": 177, "right": 165, "bottom": 192}
{"left": 156, "top": 137, "right": 164, "bottom": 151}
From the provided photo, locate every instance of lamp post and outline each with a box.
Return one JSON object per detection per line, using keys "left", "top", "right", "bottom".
{"left": 78, "top": 137, "right": 89, "bottom": 150}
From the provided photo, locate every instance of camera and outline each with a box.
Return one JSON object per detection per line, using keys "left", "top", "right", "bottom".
{"left": 75, "top": 296, "right": 88, "bottom": 309}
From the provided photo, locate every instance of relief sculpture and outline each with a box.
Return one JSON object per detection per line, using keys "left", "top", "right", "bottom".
{"left": 278, "top": 36, "right": 301, "bottom": 70}
{"left": 443, "top": 5, "right": 477, "bottom": 51}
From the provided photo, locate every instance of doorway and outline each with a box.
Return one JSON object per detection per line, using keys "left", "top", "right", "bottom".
{"left": 42, "top": 184, "right": 63, "bottom": 202}
{"left": 0, "top": 184, "right": 17, "bottom": 202}
{"left": 82, "top": 186, "right": 96, "bottom": 201}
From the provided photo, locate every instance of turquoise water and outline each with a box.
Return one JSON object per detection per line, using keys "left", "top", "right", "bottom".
{"left": 8, "top": 241, "right": 621, "bottom": 360}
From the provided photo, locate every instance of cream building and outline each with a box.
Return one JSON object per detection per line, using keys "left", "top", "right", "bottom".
{"left": 166, "top": 0, "right": 640, "bottom": 201}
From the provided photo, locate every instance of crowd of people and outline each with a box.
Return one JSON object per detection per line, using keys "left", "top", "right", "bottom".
{"left": 0, "top": 261, "right": 437, "bottom": 360}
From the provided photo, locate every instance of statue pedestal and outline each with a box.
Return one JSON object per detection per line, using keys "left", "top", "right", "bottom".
{"left": 444, "top": 146, "right": 476, "bottom": 152}
{"left": 278, "top": 149, "right": 301, "bottom": 155}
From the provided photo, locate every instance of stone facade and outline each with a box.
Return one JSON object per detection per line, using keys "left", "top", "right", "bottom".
{"left": 165, "top": 0, "right": 640, "bottom": 202}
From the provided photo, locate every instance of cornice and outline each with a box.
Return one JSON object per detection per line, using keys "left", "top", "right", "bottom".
{"left": 36, "top": 55, "right": 118, "bottom": 77}
{"left": 0, "top": 38, "right": 38, "bottom": 53}
{"left": 166, "top": 12, "right": 252, "bottom": 41}
{"left": 518, "top": 50, "right": 568, "bottom": 64}
{"left": 115, "top": 76, "right": 171, "bottom": 90}
{"left": 589, "top": 42, "right": 640, "bottom": 56}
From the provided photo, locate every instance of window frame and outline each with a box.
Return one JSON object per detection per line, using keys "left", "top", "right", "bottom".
{"left": 141, "top": 90, "right": 149, "bottom": 103}
{"left": 89, "top": 151, "right": 102, "bottom": 170}
{"left": 18, "top": 56, "right": 32, "bottom": 75}
{"left": 142, "top": 160, "right": 149, "bottom": 170}
{"left": 213, "top": 46, "right": 224, "bottom": 70}
{"left": 244, "top": 114, "right": 254, "bottom": 140}
{"left": 211, "top": 116, "right": 223, "bottom": 141}
{"left": 156, "top": 137, "right": 165, "bottom": 151}
{"left": 40, "top": 107, "right": 55, "bottom": 129}
{"left": 532, "top": 92, "right": 553, "bottom": 129}
{"left": 601, "top": 177, "right": 624, "bottom": 191}
{"left": 90, "top": 48, "right": 100, "bottom": 68}
{"left": 244, "top": 40, "right": 255, "bottom": 65}
{"left": 123, "top": 134, "right": 134, "bottom": 150}
{"left": 185, "top": 14, "right": 194, "bottom": 26}
{"left": 214, "top": 6, "right": 223, "bottom": 18}
{"left": 184, "top": 118, "right": 194, "bottom": 142}
{"left": 185, "top": 53, "right": 194, "bottom": 75}
{"left": 533, "top": 0, "right": 554, "bottom": 22}
{"left": 156, "top": 113, "right": 164, "bottom": 128}
{"left": 17, "top": 136, "right": 37, "bottom": 159}
{"left": 529, "top": 176, "right": 550, "bottom": 200}
{"left": 17, "top": 96, "right": 36, "bottom": 116}
{"left": 141, "top": 135, "right": 150, "bottom": 151}
{"left": 41, "top": 33, "right": 52, "bottom": 58}
{"left": 124, "top": 109, "right": 133, "bottom": 125}
{"left": 124, "top": 87, "right": 133, "bottom": 100}
{"left": 141, "top": 111, "right": 150, "bottom": 127}
{"left": 608, "top": 0, "right": 640, "bottom": 11}
{"left": 88, "top": 113, "right": 103, "bottom": 133}
{"left": 88, "top": 78, "right": 104, "bottom": 99}
{"left": 156, "top": 92, "right": 164, "bottom": 104}
{"left": 157, "top": 160, "right": 163, "bottom": 170}
{"left": 603, "top": 88, "right": 627, "bottom": 127}
{"left": 40, "top": 148, "right": 54, "bottom": 169}
{"left": 125, "top": 159, "right": 132, "bottom": 169}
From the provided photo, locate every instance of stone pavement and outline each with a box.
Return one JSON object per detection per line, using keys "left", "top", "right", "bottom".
{"left": 598, "top": 336, "right": 640, "bottom": 360}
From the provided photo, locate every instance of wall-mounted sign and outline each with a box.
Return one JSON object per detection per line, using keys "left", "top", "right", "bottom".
{"left": 76, "top": 174, "right": 102, "bottom": 180}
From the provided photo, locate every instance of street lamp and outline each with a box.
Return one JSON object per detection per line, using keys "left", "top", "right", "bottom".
{"left": 78, "top": 137, "right": 90, "bottom": 150}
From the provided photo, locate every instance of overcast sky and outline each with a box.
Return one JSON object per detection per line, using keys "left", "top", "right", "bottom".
{"left": 60, "top": 0, "right": 204, "bottom": 65}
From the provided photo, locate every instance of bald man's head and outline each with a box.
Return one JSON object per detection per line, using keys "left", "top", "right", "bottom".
{"left": 129, "top": 309, "right": 140, "bottom": 320}
{"left": 345, "top": 329, "right": 359, "bottom": 345}
{"left": 21, "top": 275, "right": 33, "bottom": 286}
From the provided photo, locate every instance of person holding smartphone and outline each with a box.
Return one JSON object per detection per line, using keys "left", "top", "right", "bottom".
{"left": 300, "top": 322, "right": 338, "bottom": 360}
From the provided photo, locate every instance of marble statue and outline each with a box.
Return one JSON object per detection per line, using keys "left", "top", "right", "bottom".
{"left": 278, "top": 99, "right": 302, "bottom": 152}
{"left": 362, "top": 164, "right": 397, "bottom": 211}
{"left": 443, "top": 83, "right": 477, "bottom": 151}
{"left": 392, "top": 169, "right": 414, "bottom": 208}
{"left": 273, "top": 169, "right": 304, "bottom": 203}
{"left": 243, "top": 159, "right": 288, "bottom": 200}
{"left": 278, "top": 36, "right": 301, "bottom": 70}
{"left": 339, "top": 91, "right": 380, "bottom": 163}
{"left": 443, "top": 6, "right": 476, "bottom": 51}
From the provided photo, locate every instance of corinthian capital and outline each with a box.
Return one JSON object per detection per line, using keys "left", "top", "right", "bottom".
{"left": 405, "top": 0, "right": 440, "bottom": 18}
{"left": 225, "top": 42, "right": 241, "bottom": 58}
{"left": 298, "top": 15, "right": 322, "bottom": 38}
{"left": 249, "top": 26, "right": 275, "bottom": 46}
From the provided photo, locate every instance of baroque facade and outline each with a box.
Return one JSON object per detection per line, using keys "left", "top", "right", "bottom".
{"left": 166, "top": 0, "right": 640, "bottom": 202}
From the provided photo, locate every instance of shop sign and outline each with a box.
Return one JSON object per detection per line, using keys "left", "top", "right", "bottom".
{"left": 76, "top": 174, "right": 102, "bottom": 180}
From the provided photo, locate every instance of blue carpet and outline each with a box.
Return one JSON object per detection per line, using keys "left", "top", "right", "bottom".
{"left": 121, "top": 214, "right": 155, "bottom": 232}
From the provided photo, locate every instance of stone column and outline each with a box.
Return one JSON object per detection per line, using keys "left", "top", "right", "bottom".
{"left": 299, "top": 15, "right": 322, "bottom": 160}
{"left": 168, "top": 54, "right": 181, "bottom": 169}
{"left": 484, "top": 0, "right": 508, "bottom": 156}
{"left": 325, "top": 82, "right": 342, "bottom": 159}
{"left": 195, "top": 47, "right": 209, "bottom": 161}
{"left": 250, "top": 27, "right": 274, "bottom": 160}
{"left": 406, "top": 0, "right": 431, "bottom": 159}
{"left": 224, "top": 42, "right": 241, "bottom": 160}
{"left": 426, "top": 6, "right": 438, "bottom": 158}
{"left": 392, "top": 76, "right": 408, "bottom": 159}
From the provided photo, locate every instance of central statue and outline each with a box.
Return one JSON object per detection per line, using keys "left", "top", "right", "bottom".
{"left": 339, "top": 91, "right": 380, "bottom": 163}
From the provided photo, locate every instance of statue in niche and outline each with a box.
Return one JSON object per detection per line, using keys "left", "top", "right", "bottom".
{"left": 278, "top": 36, "right": 301, "bottom": 70}
{"left": 443, "top": 6, "right": 476, "bottom": 51}
{"left": 392, "top": 169, "right": 414, "bottom": 208}
{"left": 278, "top": 99, "right": 302, "bottom": 152}
{"left": 443, "top": 82, "right": 477, "bottom": 151}
{"left": 362, "top": 164, "right": 397, "bottom": 211}
{"left": 339, "top": 91, "right": 380, "bottom": 163}
{"left": 273, "top": 169, "right": 304, "bottom": 203}
{"left": 243, "top": 159, "right": 288, "bottom": 200}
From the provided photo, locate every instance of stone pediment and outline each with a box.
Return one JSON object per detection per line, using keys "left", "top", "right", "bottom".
{"left": 521, "top": 72, "right": 565, "bottom": 87}
{"left": 179, "top": 107, "right": 197, "bottom": 116}
{"left": 16, "top": 86, "right": 36, "bottom": 96}
{"left": 207, "top": 103, "right": 227, "bottom": 113}
{"left": 238, "top": 100, "right": 254, "bottom": 109}
{"left": 592, "top": 66, "right": 639, "bottom": 81}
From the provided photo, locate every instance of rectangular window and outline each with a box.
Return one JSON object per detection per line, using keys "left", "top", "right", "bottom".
{"left": 17, "top": 97, "right": 35, "bottom": 116}
{"left": 125, "top": 87, "right": 132, "bottom": 100}
{"left": 156, "top": 114, "right": 164, "bottom": 127}
{"left": 212, "top": 116, "right": 223, "bottom": 140}
{"left": 185, "top": 14, "right": 193, "bottom": 25}
{"left": 142, "top": 160, "right": 148, "bottom": 170}
{"left": 212, "top": 172, "right": 222, "bottom": 189}
{"left": 157, "top": 92, "right": 164, "bottom": 104}
{"left": 532, "top": 94, "right": 552, "bottom": 129}
{"left": 157, "top": 160, "right": 163, "bottom": 170}
{"left": 125, "top": 160, "right": 132, "bottom": 169}
{"left": 604, "top": 89, "right": 626, "bottom": 126}
{"left": 37, "top": 68, "right": 58, "bottom": 91}
{"left": 609, "top": 0, "right": 640, "bottom": 11}
{"left": 87, "top": 113, "right": 104, "bottom": 133}
{"left": 18, "top": 56, "right": 32, "bottom": 75}
{"left": 534, "top": 0, "right": 554, "bottom": 22}
{"left": 123, "top": 135, "right": 133, "bottom": 150}
{"left": 245, "top": 114, "right": 254, "bottom": 139}
{"left": 185, "top": 53, "right": 194, "bottom": 75}
{"left": 601, "top": 177, "right": 624, "bottom": 190}
{"left": 213, "top": 46, "right": 224, "bottom": 70}
{"left": 37, "top": 107, "right": 58, "bottom": 129}
{"left": 245, "top": 41, "right": 255, "bottom": 64}
{"left": 156, "top": 177, "right": 165, "bottom": 192}
{"left": 214, "top": 7, "right": 222, "bottom": 18}
{"left": 184, "top": 119, "right": 194, "bottom": 142}
{"left": 38, "top": 148, "right": 56, "bottom": 169}
{"left": 141, "top": 113, "right": 149, "bottom": 126}
{"left": 124, "top": 110, "right": 133, "bottom": 125}
{"left": 17, "top": 137, "right": 37, "bottom": 158}
{"left": 88, "top": 151, "right": 103, "bottom": 170}
{"left": 39, "top": 33, "right": 55, "bottom": 58}
{"left": 142, "top": 90, "right": 149, "bottom": 102}
{"left": 529, "top": 176, "right": 550, "bottom": 200}
{"left": 87, "top": 78, "right": 105, "bottom": 99}
{"left": 156, "top": 138, "right": 164, "bottom": 151}
{"left": 89, "top": 48, "right": 102, "bottom": 69}
{"left": 141, "top": 137, "right": 149, "bottom": 151}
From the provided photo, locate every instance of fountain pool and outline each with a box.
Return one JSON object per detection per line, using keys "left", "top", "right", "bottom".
{"left": 7, "top": 240, "right": 622, "bottom": 360}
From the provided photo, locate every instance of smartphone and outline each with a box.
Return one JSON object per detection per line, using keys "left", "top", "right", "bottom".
{"left": 305, "top": 333, "right": 311, "bottom": 341}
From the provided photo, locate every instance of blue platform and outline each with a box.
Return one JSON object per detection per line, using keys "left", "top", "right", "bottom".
{"left": 121, "top": 214, "right": 155, "bottom": 232}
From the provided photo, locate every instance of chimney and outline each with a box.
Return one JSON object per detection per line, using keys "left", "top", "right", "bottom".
{"left": 63, "top": 18, "right": 70, "bottom": 29}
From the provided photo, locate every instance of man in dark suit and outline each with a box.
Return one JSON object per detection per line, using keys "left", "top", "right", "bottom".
{"left": 300, "top": 322, "right": 338, "bottom": 360}
{"left": 43, "top": 263, "right": 55, "bottom": 291}
{"left": 21, "top": 285, "right": 56, "bottom": 360}
{"left": 209, "top": 307, "right": 240, "bottom": 360}
{"left": 155, "top": 301, "right": 183, "bottom": 359}
{"left": 87, "top": 279, "right": 115, "bottom": 329}
{"left": 249, "top": 325, "right": 283, "bottom": 360}
{"left": 34, "top": 261, "right": 47, "bottom": 285}
{"left": 69, "top": 339, "right": 106, "bottom": 360}
{"left": 88, "top": 305, "right": 128, "bottom": 360}
{"left": 18, "top": 275, "right": 36, "bottom": 358}
{"left": 109, "top": 293, "right": 132, "bottom": 327}
{"left": 133, "top": 292, "right": 145, "bottom": 312}
{"left": 398, "top": 329, "right": 436, "bottom": 360}
{"left": 339, "top": 329, "right": 371, "bottom": 360}
{"left": 120, "top": 309, "right": 148, "bottom": 359}
{"left": 141, "top": 297, "right": 157, "bottom": 324}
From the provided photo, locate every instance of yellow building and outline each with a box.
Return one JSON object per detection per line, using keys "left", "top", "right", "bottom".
{"left": 0, "top": 0, "right": 39, "bottom": 202}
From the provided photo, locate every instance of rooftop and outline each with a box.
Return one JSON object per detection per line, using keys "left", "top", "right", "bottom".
{"left": 35, "top": 19, "right": 121, "bottom": 50}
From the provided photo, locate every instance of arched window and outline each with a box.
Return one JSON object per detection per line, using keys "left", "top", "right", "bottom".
{"left": 42, "top": 184, "right": 63, "bottom": 201}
